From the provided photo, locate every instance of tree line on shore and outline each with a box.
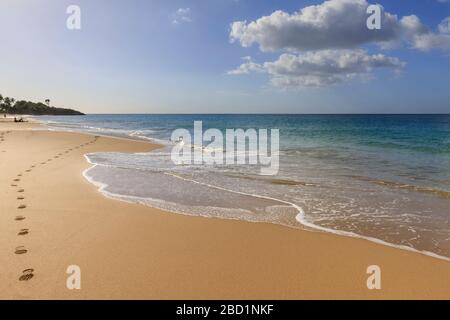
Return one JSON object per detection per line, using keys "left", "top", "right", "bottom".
{"left": 0, "top": 94, "right": 84, "bottom": 115}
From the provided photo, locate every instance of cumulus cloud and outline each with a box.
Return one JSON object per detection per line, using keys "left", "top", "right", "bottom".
{"left": 227, "top": 56, "right": 264, "bottom": 75}
{"left": 228, "top": 50, "right": 404, "bottom": 87}
{"left": 230, "top": 0, "right": 450, "bottom": 53}
{"left": 410, "top": 16, "right": 450, "bottom": 51}
{"left": 171, "top": 8, "right": 192, "bottom": 25}
{"left": 228, "top": 0, "right": 450, "bottom": 88}
{"left": 399, "top": 15, "right": 429, "bottom": 37}
{"left": 413, "top": 33, "right": 450, "bottom": 52}
{"left": 230, "top": 0, "right": 409, "bottom": 52}
{"left": 438, "top": 17, "right": 450, "bottom": 34}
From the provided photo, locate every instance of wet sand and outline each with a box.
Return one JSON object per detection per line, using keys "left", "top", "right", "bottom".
{"left": 1, "top": 121, "right": 450, "bottom": 299}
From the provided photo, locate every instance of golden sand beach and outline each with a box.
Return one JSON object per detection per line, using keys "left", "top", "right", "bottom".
{"left": 1, "top": 120, "right": 450, "bottom": 299}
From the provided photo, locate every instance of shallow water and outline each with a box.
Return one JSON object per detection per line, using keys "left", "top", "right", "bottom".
{"left": 38, "top": 114, "right": 450, "bottom": 259}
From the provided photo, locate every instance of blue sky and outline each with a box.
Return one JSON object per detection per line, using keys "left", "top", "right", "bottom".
{"left": 0, "top": 0, "right": 449, "bottom": 113}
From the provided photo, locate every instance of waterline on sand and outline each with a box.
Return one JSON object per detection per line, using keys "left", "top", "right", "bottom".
{"left": 36, "top": 114, "right": 450, "bottom": 260}
{"left": 82, "top": 153, "right": 450, "bottom": 262}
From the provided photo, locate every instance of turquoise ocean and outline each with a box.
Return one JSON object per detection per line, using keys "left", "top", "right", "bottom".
{"left": 37, "top": 114, "right": 450, "bottom": 259}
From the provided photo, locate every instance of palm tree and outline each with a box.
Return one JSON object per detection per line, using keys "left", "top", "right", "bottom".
{"left": 45, "top": 99, "right": 50, "bottom": 107}
{"left": 11, "top": 98, "right": 15, "bottom": 114}
{"left": 0, "top": 94, "right": 4, "bottom": 115}
{"left": 3, "top": 97, "right": 12, "bottom": 114}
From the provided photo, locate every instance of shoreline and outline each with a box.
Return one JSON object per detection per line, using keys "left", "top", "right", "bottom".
{"left": 27, "top": 119, "right": 450, "bottom": 261}
{"left": 66, "top": 119, "right": 450, "bottom": 263}
{"left": 25, "top": 119, "right": 450, "bottom": 261}
{"left": 1, "top": 121, "right": 450, "bottom": 299}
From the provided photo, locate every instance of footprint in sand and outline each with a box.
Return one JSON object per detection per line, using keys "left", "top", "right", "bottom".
{"left": 26, "top": 169, "right": 31, "bottom": 172}
{"left": 19, "top": 269, "right": 34, "bottom": 281}
{"left": 13, "top": 178, "right": 20, "bottom": 182}
{"left": 18, "top": 204, "right": 27, "bottom": 209}
{"left": 15, "top": 246, "right": 28, "bottom": 254}
{"left": 11, "top": 184, "right": 18, "bottom": 187}
{"left": 41, "top": 162, "right": 46, "bottom": 165}
{"left": 17, "top": 189, "right": 24, "bottom": 193}
{"left": 17, "top": 196, "right": 25, "bottom": 200}
{"left": 17, "top": 174, "right": 22, "bottom": 177}
{"left": 18, "top": 229, "right": 29, "bottom": 236}
{"left": 15, "top": 216, "right": 25, "bottom": 221}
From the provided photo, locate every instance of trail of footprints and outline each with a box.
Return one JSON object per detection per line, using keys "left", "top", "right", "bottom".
{"left": 7, "top": 135, "right": 100, "bottom": 282}
{"left": 0, "top": 131, "right": 11, "bottom": 153}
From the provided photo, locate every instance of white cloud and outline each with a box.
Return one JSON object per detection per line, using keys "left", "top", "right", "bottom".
{"left": 227, "top": 56, "right": 264, "bottom": 75}
{"left": 399, "top": 15, "right": 429, "bottom": 37}
{"left": 230, "top": 0, "right": 405, "bottom": 52}
{"left": 228, "top": 0, "right": 450, "bottom": 88}
{"left": 229, "top": 0, "right": 449, "bottom": 53}
{"left": 229, "top": 50, "right": 405, "bottom": 87}
{"left": 413, "top": 33, "right": 450, "bottom": 52}
{"left": 438, "top": 17, "right": 450, "bottom": 34}
{"left": 171, "top": 8, "right": 192, "bottom": 25}
{"left": 411, "top": 17, "right": 450, "bottom": 51}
